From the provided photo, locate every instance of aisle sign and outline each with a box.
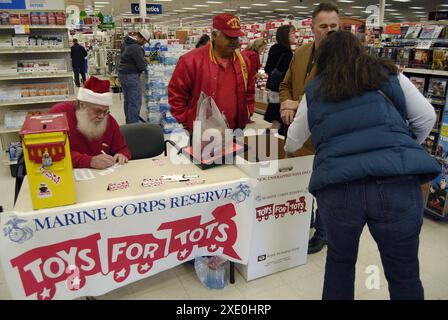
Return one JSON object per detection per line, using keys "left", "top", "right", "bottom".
{"left": 0, "top": 0, "right": 26, "bottom": 9}
{"left": 131, "top": 3, "right": 163, "bottom": 15}
{"left": 26, "top": 0, "right": 65, "bottom": 10}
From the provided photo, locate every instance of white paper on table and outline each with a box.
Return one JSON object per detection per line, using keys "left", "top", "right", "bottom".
{"left": 73, "top": 169, "right": 95, "bottom": 181}
{"left": 98, "top": 168, "right": 114, "bottom": 176}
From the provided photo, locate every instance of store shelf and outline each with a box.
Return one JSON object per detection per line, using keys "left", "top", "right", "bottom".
{"left": 0, "top": 25, "right": 68, "bottom": 30}
{"left": 0, "top": 48, "right": 69, "bottom": 54}
{"left": 403, "top": 68, "right": 448, "bottom": 77}
{"left": 0, "top": 96, "right": 75, "bottom": 107}
{"left": 0, "top": 72, "right": 73, "bottom": 80}
{"left": 0, "top": 126, "right": 20, "bottom": 134}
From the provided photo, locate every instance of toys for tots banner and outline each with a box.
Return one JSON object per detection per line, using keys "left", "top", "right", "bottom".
{"left": 0, "top": 180, "right": 254, "bottom": 300}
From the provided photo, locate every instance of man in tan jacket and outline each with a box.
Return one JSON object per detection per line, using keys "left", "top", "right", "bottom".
{"left": 279, "top": 3, "right": 340, "bottom": 254}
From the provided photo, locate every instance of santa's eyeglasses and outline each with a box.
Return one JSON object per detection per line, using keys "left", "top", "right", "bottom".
{"left": 90, "top": 107, "right": 110, "bottom": 117}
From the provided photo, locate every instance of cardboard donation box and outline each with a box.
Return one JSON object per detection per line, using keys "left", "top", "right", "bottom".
{"left": 19, "top": 113, "right": 76, "bottom": 210}
{"left": 235, "top": 133, "right": 314, "bottom": 281}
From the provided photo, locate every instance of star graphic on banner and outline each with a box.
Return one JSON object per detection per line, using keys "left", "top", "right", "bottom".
{"left": 40, "top": 287, "right": 51, "bottom": 299}
{"left": 116, "top": 268, "right": 127, "bottom": 279}
{"left": 179, "top": 248, "right": 190, "bottom": 259}
{"left": 140, "top": 263, "right": 151, "bottom": 272}
{"left": 72, "top": 276, "right": 81, "bottom": 287}
{"left": 210, "top": 244, "right": 217, "bottom": 251}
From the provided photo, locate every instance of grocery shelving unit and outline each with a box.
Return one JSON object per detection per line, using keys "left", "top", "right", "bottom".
{"left": 0, "top": 23, "right": 75, "bottom": 175}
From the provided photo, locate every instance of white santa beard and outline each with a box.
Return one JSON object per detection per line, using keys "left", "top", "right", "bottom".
{"left": 76, "top": 108, "right": 108, "bottom": 140}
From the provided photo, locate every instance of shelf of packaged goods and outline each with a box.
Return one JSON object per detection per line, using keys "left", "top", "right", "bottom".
{"left": 0, "top": 96, "right": 75, "bottom": 107}
{"left": 0, "top": 48, "right": 69, "bottom": 54}
{"left": 403, "top": 68, "right": 448, "bottom": 77}
{"left": 0, "top": 72, "right": 73, "bottom": 81}
{"left": 0, "top": 25, "right": 67, "bottom": 30}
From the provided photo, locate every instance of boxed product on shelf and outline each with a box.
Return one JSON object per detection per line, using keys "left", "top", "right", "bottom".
{"left": 412, "top": 49, "right": 433, "bottom": 69}
{"left": 405, "top": 26, "right": 422, "bottom": 39}
{"left": 38, "top": 12, "right": 48, "bottom": 25}
{"left": 0, "top": 11, "right": 10, "bottom": 25}
{"left": 30, "top": 12, "right": 40, "bottom": 25}
{"left": 428, "top": 77, "right": 447, "bottom": 98}
{"left": 409, "top": 76, "right": 426, "bottom": 94}
{"left": 382, "top": 47, "right": 398, "bottom": 61}
{"left": 12, "top": 35, "right": 29, "bottom": 48}
{"left": 423, "top": 132, "right": 439, "bottom": 155}
{"left": 4, "top": 110, "right": 28, "bottom": 129}
{"left": 17, "top": 59, "right": 66, "bottom": 73}
{"left": 9, "top": 13, "right": 20, "bottom": 25}
{"left": 20, "top": 13, "right": 30, "bottom": 25}
{"left": 396, "top": 48, "right": 412, "bottom": 66}
{"left": 8, "top": 142, "right": 22, "bottom": 162}
{"left": 432, "top": 48, "right": 448, "bottom": 71}
{"left": 419, "top": 25, "right": 443, "bottom": 39}
{"left": 0, "top": 85, "right": 21, "bottom": 101}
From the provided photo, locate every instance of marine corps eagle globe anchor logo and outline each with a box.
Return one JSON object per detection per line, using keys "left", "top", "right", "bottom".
{"left": 3, "top": 216, "right": 34, "bottom": 243}
{"left": 231, "top": 183, "right": 251, "bottom": 203}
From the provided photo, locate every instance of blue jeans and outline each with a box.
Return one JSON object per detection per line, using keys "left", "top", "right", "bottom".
{"left": 316, "top": 175, "right": 424, "bottom": 300}
{"left": 73, "top": 66, "right": 86, "bottom": 87}
{"left": 119, "top": 73, "right": 142, "bottom": 124}
{"left": 314, "top": 208, "right": 327, "bottom": 240}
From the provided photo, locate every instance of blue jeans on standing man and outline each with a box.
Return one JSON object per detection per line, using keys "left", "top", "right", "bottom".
{"left": 315, "top": 175, "right": 425, "bottom": 300}
{"left": 119, "top": 72, "right": 142, "bottom": 124}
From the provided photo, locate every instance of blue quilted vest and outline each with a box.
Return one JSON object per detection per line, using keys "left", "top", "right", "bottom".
{"left": 305, "top": 74, "right": 441, "bottom": 194}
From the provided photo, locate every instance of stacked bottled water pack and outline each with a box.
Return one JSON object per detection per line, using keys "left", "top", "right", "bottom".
{"left": 144, "top": 46, "right": 185, "bottom": 134}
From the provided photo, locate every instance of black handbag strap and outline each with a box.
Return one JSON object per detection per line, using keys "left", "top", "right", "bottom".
{"left": 272, "top": 52, "right": 286, "bottom": 71}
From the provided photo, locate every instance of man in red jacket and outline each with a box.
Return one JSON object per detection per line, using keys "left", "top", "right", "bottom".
{"left": 168, "top": 13, "right": 255, "bottom": 132}
{"left": 49, "top": 76, "right": 131, "bottom": 169}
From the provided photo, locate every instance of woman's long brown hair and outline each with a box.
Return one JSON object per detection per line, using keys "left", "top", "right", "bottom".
{"left": 315, "top": 31, "right": 398, "bottom": 102}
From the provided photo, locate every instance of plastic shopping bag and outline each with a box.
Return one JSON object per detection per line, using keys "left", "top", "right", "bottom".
{"left": 194, "top": 256, "right": 228, "bottom": 290}
{"left": 192, "top": 92, "right": 229, "bottom": 160}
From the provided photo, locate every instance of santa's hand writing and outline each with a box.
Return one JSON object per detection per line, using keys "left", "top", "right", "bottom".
{"left": 91, "top": 153, "right": 115, "bottom": 169}
{"left": 114, "top": 153, "right": 129, "bottom": 165}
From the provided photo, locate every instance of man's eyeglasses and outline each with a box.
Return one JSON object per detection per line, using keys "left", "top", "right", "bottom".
{"left": 90, "top": 107, "right": 110, "bottom": 117}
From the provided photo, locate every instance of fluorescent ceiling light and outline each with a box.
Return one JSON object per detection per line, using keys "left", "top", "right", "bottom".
{"left": 240, "top": 7, "right": 251, "bottom": 9}
{"left": 223, "top": 9, "right": 237, "bottom": 11}
{"left": 206, "top": 1, "right": 224, "bottom": 3}
{"left": 392, "top": 0, "right": 411, "bottom": 2}
{"left": 275, "top": 9, "right": 289, "bottom": 11}
{"left": 173, "top": 9, "right": 187, "bottom": 12}
{"left": 94, "top": 5, "right": 104, "bottom": 8}
{"left": 337, "top": 0, "right": 354, "bottom": 2}
{"left": 94, "top": 1, "right": 109, "bottom": 4}
{"left": 193, "top": 4, "right": 209, "bottom": 7}
{"left": 270, "top": 0, "right": 288, "bottom": 2}
{"left": 297, "top": 11, "right": 309, "bottom": 14}
{"left": 211, "top": 11, "right": 224, "bottom": 13}
{"left": 385, "top": 9, "right": 397, "bottom": 11}
{"left": 182, "top": 8, "right": 197, "bottom": 10}
{"left": 344, "top": 12, "right": 353, "bottom": 15}
{"left": 293, "top": 6, "right": 308, "bottom": 8}
{"left": 413, "top": 11, "right": 426, "bottom": 14}
{"left": 260, "top": 11, "right": 273, "bottom": 13}
{"left": 246, "top": 13, "right": 258, "bottom": 15}
{"left": 351, "top": 6, "right": 364, "bottom": 8}
{"left": 252, "top": 4, "right": 268, "bottom": 6}
{"left": 409, "top": 7, "right": 424, "bottom": 9}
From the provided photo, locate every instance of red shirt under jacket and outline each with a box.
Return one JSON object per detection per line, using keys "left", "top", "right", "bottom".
{"left": 168, "top": 43, "right": 255, "bottom": 131}
{"left": 49, "top": 101, "right": 131, "bottom": 168}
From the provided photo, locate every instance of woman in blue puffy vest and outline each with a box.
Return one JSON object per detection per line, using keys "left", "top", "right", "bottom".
{"left": 285, "top": 31, "right": 441, "bottom": 300}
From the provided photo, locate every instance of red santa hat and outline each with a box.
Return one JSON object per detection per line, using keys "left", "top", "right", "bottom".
{"left": 77, "top": 76, "right": 113, "bottom": 107}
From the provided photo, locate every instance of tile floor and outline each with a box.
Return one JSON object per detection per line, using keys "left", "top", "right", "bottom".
{"left": 0, "top": 92, "right": 447, "bottom": 300}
